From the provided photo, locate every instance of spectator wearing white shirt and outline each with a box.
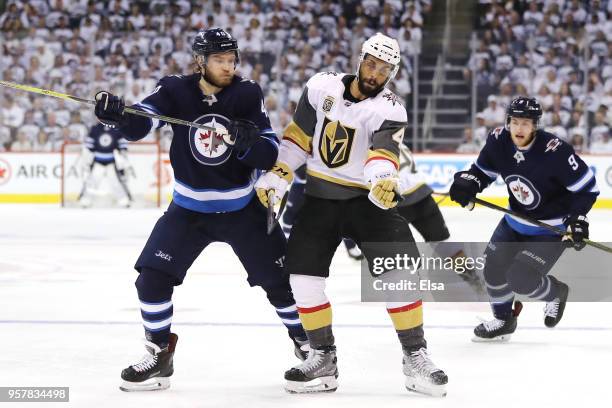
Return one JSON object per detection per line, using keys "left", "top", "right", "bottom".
{"left": 10, "top": 130, "right": 33, "bottom": 152}
{"left": 32, "top": 130, "right": 53, "bottom": 152}
{"left": 2, "top": 95, "right": 25, "bottom": 132}
{"left": 16, "top": 111, "right": 40, "bottom": 143}
{"left": 66, "top": 111, "right": 88, "bottom": 143}
{"left": 474, "top": 113, "right": 488, "bottom": 146}
{"left": 480, "top": 95, "right": 506, "bottom": 128}
{"left": 456, "top": 127, "right": 481, "bottom": 153}
{"left": 590, "top": 110, "right": 610, "bottom": 143}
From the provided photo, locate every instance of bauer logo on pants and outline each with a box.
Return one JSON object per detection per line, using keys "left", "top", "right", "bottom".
{"left": 319, "top": 116, "right": 355, "bottom": 168}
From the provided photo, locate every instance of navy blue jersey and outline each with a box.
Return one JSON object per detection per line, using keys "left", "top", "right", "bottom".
{"left": 85, "top": 123, "right": 128, "bottom": 164}
{"left": 469, "top": 127, "right": 599, "bottom": 235}
{"left": 118, "top": 73, "right": 279, "bottom": 213}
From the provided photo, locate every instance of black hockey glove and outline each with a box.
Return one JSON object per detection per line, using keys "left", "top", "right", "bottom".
{"left": 449, "top": 171, "right": 482, "bottom": 210}
{"left": 562, "top": 215, "right": 589, "bottom": 250}
{"left": 228, "top": 118, "right": 260, "bottom": 155}
{"left": 94, "top": 91, "right": 126, "bottom": 128}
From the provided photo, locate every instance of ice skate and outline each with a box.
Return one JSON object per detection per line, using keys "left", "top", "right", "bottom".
{"left": 403, "top": 347, "right": 448, "bottom": 397}
{"left": 284, "top": 346, "right": 338, "bottom": 393}
{"left": 544, "top": 279, "right": 569, "bottom": 328}
{"left": 120, "top": 333, "right": 178, "bottom": 392}
{"left": 473, "top": 301, "right": 522, "bottom": 342}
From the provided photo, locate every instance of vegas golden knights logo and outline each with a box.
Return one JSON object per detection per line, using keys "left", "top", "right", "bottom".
{"left": 318, "top": 116, "right": 355, "bottom": 168}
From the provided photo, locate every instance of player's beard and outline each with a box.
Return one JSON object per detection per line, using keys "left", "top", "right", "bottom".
{"left": 357, "top": 71, "right": 386, "bottom": 97}
{"left": 202, "top": 68, "right": 233, "bottom": 88}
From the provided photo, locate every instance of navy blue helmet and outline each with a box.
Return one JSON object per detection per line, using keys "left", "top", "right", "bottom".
{"left": 192, "top": 28, "right": 240, "bottom": 63}
{"left": 505, "top": 96, "right": 542, "bottom": 128}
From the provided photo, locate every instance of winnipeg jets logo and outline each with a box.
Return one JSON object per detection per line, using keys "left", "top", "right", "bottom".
{"left": 99, "top": 133, "right": 113, "bottom": 147}
{"left": 513, "top": 150, "right": 525, "bottom": 163}
{"left": 505, "top": 175, "right": 541, "bottom": 210}
{"left": 189, "top": 114, "right": 232, "bottom": 166}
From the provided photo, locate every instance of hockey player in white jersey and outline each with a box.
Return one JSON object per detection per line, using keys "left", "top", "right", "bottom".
{"left": 256, "top": 33, "right": 447, "bottom": 397}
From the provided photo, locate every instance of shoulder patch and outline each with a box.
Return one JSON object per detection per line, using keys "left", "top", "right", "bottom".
{"left": 544, "top": 138, "right": 562, "bottom": 153}
{"left": 381, "top": 91, "right": 402, "bottom": 107}
{"left": 491, "top": 127, "right": 504, "bottom": 139}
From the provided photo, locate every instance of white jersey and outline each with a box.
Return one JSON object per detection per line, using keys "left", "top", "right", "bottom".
{"left": 279, "top": 72, "right": 407, "bottom": 199}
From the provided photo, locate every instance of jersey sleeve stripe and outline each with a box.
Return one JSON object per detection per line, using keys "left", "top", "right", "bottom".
{"left": 283, "top": 121, "right": 312, "bottom": 153}
{"left": 566, "top": 168, "right": 595, "bottom": 192}
{"left": 134, "top": 102, "right": 164, "bottom": 129}
{"left": 368, "top": 149, "right": 399, "bottom": 169}
{"left": 474, "top": 161, "right": 499, "bottom": 180}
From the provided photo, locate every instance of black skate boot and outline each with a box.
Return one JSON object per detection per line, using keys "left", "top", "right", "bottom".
{"left": 292, "top": 336, "right": 310, "bottom": 361}
{"left": 544, "top": 278, "right": 569, "bottom": 328}
{"left": 403, "top": 347, "right": 448, "bottom": 397}
{"left": 120, "top": 333, "right": 178, "bottom": 391}
{"left": 284, "top": 345, "right": 338, "bottom": 393}
{"left": 473, "top": 301, "right": 523, "bottom": 342}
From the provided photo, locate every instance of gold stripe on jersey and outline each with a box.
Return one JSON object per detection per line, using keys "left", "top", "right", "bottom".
{"left": 367, "top": 149, "right": 399, "bottom": 169}
{"left": 306, "top": 168, "right": 369, "bottom": 189}
{"left": 284, "top": 121, "right": 312, "bottom": 153}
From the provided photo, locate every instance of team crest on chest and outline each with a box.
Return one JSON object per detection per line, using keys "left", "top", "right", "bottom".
{"left": 189, "top": 114, "right": 232, "bottom": 166}
{"left": 99, "top": 133, "right": 113, "bottom": 147}
{"left": 318, "top": 116, "right": 355, "bottom": 168}
{"left": 505, "top": 174, "right": 541, "bottom": 210}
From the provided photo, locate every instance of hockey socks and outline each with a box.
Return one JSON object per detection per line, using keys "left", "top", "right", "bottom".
{"left": 263, "top": 282, "right": 307, "bottom": 340}
{"left": 387, "top": 300, "right": 426, "bottom": 351}
{"left": 135, "top": 268, "right": 175, "bottom": 347}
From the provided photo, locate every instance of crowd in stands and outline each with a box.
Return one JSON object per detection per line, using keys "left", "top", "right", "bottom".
{"left": 460, "top": 0, "right": 612, "bottom": 154}
{"left": 0, "top": 0, "right": 428, "bottom": 152}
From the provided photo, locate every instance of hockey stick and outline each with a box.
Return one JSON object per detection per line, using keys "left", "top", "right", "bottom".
{"left": 433, "top": 191, "right": 612, "bottom": 254}
{"left": 0, "top": 80, "right": 232, "bottom": 142}
{"left": 266, "top": 190, "right": 288, "bottom": 235}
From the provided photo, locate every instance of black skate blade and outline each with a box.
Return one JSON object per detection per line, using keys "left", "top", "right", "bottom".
{"left": 471, "top": 334, "right": 512, "bottom": 343}
{"left": 120, "top": 377, "right": 170, "bottom": 392}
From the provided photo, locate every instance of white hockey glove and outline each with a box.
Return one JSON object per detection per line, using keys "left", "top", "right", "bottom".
{"left": 255, "top": 162, "right": 293, "bottom": 208}
{"left": 368, "top": 170, "right": 400, "bottom": 210}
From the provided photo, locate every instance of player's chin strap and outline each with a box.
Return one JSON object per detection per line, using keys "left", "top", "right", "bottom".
{"left": 433, "top": 192, "right": 612, "bottom": 254}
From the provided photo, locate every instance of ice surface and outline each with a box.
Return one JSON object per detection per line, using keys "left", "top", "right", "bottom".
{"left": 1, "top": 205, "right": 610, "bottom": 408}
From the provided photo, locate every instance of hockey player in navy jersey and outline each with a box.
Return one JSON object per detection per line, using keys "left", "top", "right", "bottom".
{"left": 93, "top": 28, "right": 307, "bottom": 391}
{"left": 449, "top": 96, "right": 599, "bottom": 342}
{"left": 78, "top": 123, "right": 133, "bottom": 208}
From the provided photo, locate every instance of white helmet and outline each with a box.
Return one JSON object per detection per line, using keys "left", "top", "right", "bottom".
{"left": 358, "top": 32, "right": 401, "bottom": 85}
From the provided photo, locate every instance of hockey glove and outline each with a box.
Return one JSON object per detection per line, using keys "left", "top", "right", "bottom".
{"left": 449, "top": 171, "right": 482, "bottom": 210}
{"left": 368, "top": 171, "right": 400, "bottom": 210}
{"left": 94, "top": 91, "right": 126, "bottom": 128}
{"left": 255, "top": 162, "right": 293, "bottom": 208}
{"left": 228, "top": 119, "right": 260, "bottom": 154}
{"left": 562, "top": 215, "right": 589, "bottom": 250}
